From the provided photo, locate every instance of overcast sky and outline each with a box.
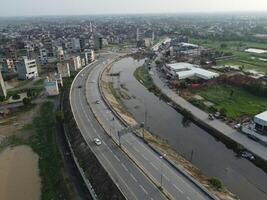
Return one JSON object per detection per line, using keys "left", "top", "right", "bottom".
{"left": 1, "top": 0, "right": 267, "bottom": 16}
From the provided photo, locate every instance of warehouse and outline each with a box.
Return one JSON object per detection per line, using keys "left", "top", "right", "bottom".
{"left": 254, "top": 111, "right": 267, "bottom": 136}
{"left": 164, "top": 63, "right": 219, "bottom": 80}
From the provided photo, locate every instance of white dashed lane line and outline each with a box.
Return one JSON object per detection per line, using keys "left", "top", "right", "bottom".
{"left": 130, "top": 173, "right": 138, "bottom": 182}
{"left": 173, "top": 183, "right": 184, "bottom": 194}
{"left": 121, "top": 163, "right": 129, "bottom": 172}
{"left": 139, "top": 185, "right": 148, "bottom": 195}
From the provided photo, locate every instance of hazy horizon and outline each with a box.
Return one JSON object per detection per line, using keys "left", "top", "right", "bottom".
{"left": 1, "top": 0, "right": 267, "bottom": 17}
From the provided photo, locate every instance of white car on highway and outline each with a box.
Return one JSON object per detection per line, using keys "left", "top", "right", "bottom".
{"left": 93, "top": 138, "right": 102, "bottom": 146}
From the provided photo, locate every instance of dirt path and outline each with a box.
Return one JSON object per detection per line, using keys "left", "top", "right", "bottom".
{"left": 0, "top": 145, "right": 41, "bottom": 200}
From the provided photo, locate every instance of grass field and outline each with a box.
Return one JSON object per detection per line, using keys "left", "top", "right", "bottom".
{"left": 192, "top": 84, "right": 267, "bottom": 119}
{"left": 190, "top": 38, "right": 267, "bottom": 73}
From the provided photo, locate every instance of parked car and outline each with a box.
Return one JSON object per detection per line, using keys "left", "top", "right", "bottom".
{"left": 241, "top": 151, "right": 255, "bottom": 160}
{"left": 78, "top": 85, "right": 82, "bottom": 88}
{"left": 95, "top": 100, "right": 100, "bottom": 104}
{"left": 208, "top": 114, "right": 214, "bottom": 120}
{"left": 93, "top": 138, "right": 102, "bottom": 146}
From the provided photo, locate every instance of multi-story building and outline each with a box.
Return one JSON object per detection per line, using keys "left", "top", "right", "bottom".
{"left": 57, "top": 62, "right": 70, "bottom": 78}
{"left": 71, "top": 38, "right": 81, "bottom": 52}
{"left": 1, "top": 59, "right": 16, "bottom": 73}
{"left": 56, "top": 48, "right": 65, "bottom": 62}
{"left": 69, "top": 56, "right": 82, "bottom": 71}
{"left": 16, "top": 57, "right": 39, "bottom": 80}
{"left": 39, "top": 48, "right": 48, "bottom": 64}
{"left": 0, "top": 71, "right": 7, "bottom": 98}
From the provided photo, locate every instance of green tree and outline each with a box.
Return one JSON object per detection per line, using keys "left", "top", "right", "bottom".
{"left": 55, "top": 111, "right": 64, "bottom": 122}
{"left": 220, "top": 108, "right": 227, "bottom": 117}
{"left": 220, "top": 43, "right": 227, "bottom": 49}
{"left": 22, "top": 97, "right": 31, "bottom": 107}
{"left": 12, "top": 94, "right": 20, "bottom": 100}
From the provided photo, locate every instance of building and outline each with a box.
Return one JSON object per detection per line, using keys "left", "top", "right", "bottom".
{"left": 254, "top": 111, "right": 267, "bottom": 135}
{"left": 44, "top": 73, "right": 63, "bottom": 96}
{"left": 56, "top": 48, "right": 65, "bottom": 62}
{"left": 16, "top": 57, "right": 38, "bottom": 80}
{"left": 83, "top": 49, "right": 95, "bottom": 65}
{"left": 39, "top": 48, "right": 48, "bottom": 64}
{"left": 1, "top": 59, "right": 16, "bottom": 73}
{"left": 164, "top": 63, "right": 219, "bottom": 80}
{"left": 57, "top": 62, "right": 70, "bottom": 78}
{"left": 71, "top": 38, "right": 81, "bottom": 52}
{"left": 69, "top": 56, "right": 82, "bottom": 71}
{"left": 0, "top": 71, "right": 7, "bottom": 98}
{"left": 42, "top": 36, "right": 54, "bottom": 57}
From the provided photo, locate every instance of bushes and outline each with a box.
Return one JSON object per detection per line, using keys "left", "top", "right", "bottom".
{"left": 22, "top": 97, "right": 32, "bottom": 107}
{"left": 12, "top": 93, "right": 20, "bottom": 100}
{"left": 209, "top": 177, "right": 223, "bottom": 190}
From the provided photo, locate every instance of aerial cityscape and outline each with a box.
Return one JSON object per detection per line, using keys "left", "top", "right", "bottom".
{"left": 0, "top": 1, "right": 267, "bottom": 200}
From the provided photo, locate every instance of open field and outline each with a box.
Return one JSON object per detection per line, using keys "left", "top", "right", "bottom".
{"left": 191, "top": 39, "right": 267, "bottom": 73}
{"left": 192, "top": 84, "right": 267, "bottom": 119}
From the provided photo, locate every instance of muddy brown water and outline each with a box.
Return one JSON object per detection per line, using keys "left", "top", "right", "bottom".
{"left": 0, "top": 145, "right": 41, "bottom": 200}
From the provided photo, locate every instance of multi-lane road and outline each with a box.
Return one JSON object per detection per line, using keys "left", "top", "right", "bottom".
{"left": 70, "top": 53, "right": 214, "bottom": 200}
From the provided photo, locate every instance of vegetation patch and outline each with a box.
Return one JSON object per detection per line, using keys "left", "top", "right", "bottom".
{"left": 24, "top": 102, "right": 65, "bottom": 200}
{"left": 134, "top": 65, "right": 154, "bottom": 89}
{"left": 192, "top": 84, "right": 267, "bottom": 119}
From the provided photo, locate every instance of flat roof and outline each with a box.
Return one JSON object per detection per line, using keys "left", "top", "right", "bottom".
{"left": 166, "top": 62, "right": 219, "bottom": 80}
{"left": 255, "top": 111, "right": 267, "bottom": 122}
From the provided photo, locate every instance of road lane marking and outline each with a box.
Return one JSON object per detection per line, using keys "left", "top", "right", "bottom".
{"left": 163, "top": 174, "right": 170, "bottom": 181}
{"left": 130, "top": 173, "right": 138, "bottom": 182}
{"left": 139, "top": 185, "right": 148, "bottom": 195}
{"left": 142, "top": 155, "right": 148, "bottom": 161}
{"left": 122, "top": 163, "right": 129, "bottom": 172}
{"left": 114, "top": 155, "right": 120, "bottom": 162}
{"left": 172, "top": 184, "right": 184, "bottom": 194}
{"left": 150, "top": 162, "right": 159, "bottom": 170}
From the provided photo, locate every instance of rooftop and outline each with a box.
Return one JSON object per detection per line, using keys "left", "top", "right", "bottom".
{"left": 166, "top": 62, "right": 219, "bottom": 80}
{"left": 255, "top": 111, "right": 267, "bottom": 122}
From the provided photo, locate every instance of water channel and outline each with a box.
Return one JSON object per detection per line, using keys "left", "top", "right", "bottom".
{"left": 111, "top": 57, "right": 267, "bottom": 200}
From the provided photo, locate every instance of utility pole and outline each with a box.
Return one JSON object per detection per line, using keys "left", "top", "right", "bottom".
{"left": 190, "top": 150, "right": 194, "bottom": 162}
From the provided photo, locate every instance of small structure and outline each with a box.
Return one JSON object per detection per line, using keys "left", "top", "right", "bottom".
{"left": 254, "top": 111, "right": 267, "bottom": 136}
{"left": 44, "top": 73, "right": 63, "bottom": 96}
{"left": 164, "top": 63, "right": 219, "bottom": 80}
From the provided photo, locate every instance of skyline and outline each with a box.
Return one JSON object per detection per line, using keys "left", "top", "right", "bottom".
{"left": 1, "top": 0, "right": 267, "bottom": 17}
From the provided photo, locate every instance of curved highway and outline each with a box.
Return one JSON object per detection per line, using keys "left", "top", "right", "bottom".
{"left": 70, "top": 53, "right": 214, "bottom": 200}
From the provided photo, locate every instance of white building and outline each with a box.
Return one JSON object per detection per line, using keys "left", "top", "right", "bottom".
{"left": 56, "top": 48, "right": 65, "bottom": 62}
{"left": 57, "top": 62, "right": 70, "bottom": 78}
{"left": 69, "top": 56, "right": 82, "bottom": 71}
{"left": 84, "top": 49, "right": 95, "bottom": 65}
{"left": 254, "top": 111, "right": 267, "bottom": 136}
{"left": 164, "top": 63, "right": 219, "bottom": 80}
{"left": 16, "top": 57, "right": 39, "bottom": 80}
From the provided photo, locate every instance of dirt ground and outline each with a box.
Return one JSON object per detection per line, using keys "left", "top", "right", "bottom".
{"left": 0, "top": 145, "right": 41, "bottom": 200}
{"left": 0, "top": 104, "right": 41, "bottom": 138}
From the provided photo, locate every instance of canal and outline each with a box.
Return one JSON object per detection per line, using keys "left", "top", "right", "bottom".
{"left": 110, "top": 57, "right": 267, "bottom": 200}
